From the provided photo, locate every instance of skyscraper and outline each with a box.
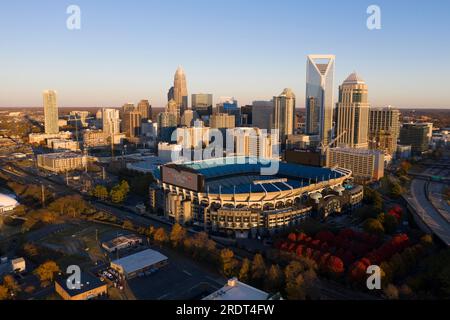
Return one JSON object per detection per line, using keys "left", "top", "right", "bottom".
{"left": 252, "top": 100, "right": 274, "bottom": 130}
{"left": 137, "top": 99, "right": 152, "bottom": 121}
{"left": 192, "top": 93, "right": 213, "bottom": 120}
{"left": 43, "top": 90, "right": 59, "bottom": 134}
{"left": 102, "top": 108, "right": 121, "bottom": 135}
{"left": 173, "top": 67, "right": 188, "bottom": 115}
{"left": 306, "top": 55, "right": 335, "bottom": 146}
{"left": 273, "top": 88, "right": 296, "bottom": 142}
{"left": 369, "top": 106, "right": 401, "bottom": 155}
{"left": 335, "top": 73, "right": 370, "bottom": 148}
{"left": 123, "top": 110, "right": 142, "bottom": 138}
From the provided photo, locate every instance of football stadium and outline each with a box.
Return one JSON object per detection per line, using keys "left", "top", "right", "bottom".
{"left": 151, "top": 157, "right": 363, "bottom": 237}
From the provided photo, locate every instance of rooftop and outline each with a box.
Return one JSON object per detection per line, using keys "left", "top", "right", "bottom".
{"left": 55, "top": 272, "right": 105, "bottom": 297}
{"left": 111, "top": 249, "right": 168, "bottom": 274}
{"left": 203, "top": 278, "right": 270, "bottom": 300}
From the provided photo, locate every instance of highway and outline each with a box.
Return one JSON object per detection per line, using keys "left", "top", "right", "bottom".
{"left": 406, "top": 179, "right": 450, "bottom": 246}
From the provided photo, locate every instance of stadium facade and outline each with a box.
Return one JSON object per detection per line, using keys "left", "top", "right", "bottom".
{"left": 150, "top": 157, "right": 363, "bottom": 237}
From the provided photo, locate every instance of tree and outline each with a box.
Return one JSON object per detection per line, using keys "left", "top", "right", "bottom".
{"left": 122, "top": 220, "right": 134, "bottom": 230}
{"left": 170, "top": 223, "right": 187, "bottom": 247}
{"left": 153, "top": 228, "right": 168, "bottom": 245}
{"left": 34, "top": 261, "right": 60, "bottom": 284}
{"left": 364, "top": 218, "right": 385, "bottom": 235}
{"left": 251, "top": 254, "right": 266, "bottom": 284}
{"left": 384, "top": 284, "right": 399, "bottom": 300}
{"left": 110, "top": 186, "right": 125, "bottom": 204}
{"left": 3, "top": 275, "right": 20, "bottom": 295}
{"left": 383, "top": 213, "right": 399, "bottom": 234}
{"left": 284, "top": 260, "right": 317, "bottom": 300}
{"left": 0, "top": 285, "right": 9, "bottom": 300}
{"left": 264, "top": 264, "right": 283, "bottom": 293}
{"left": 92, "top": 185, "right": 108, "bottom": 201}
{"left": 238, "top": 258, "right": 251, "bottom": 283}
{"left": 390, "top": 182, "right": 403, "bottom": 199}
{"left": 220, "top": 249, "right": 238, "bottom": 278}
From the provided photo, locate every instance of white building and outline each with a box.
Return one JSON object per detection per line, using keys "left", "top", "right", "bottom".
{"left": 158, "top": 143, "right": 183, "bottom": 163}
{"left": 203, "top": 278, "right": 271, "bottom": 300}
{"left": 0, "top": 193, "right": 19, "bottom": 214}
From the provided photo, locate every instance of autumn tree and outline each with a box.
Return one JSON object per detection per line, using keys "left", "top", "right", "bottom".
{"left": 238, "top": 258, "right": 251, "bottom": 283}
{"left": 364, "top": 218, "right": 385, "bottom": 235}
{"left": 264, "top": 264, "right": 284, "bottom": 293}
{"left": 170, "top": 223, "right": 187, "bottom": 247}
{"left": 3, "top": 275, "right": 21, "bottom": 295}
{"left": 92, "top": 185, "right": 108, "bottom": 201}
{"left": 250, "top": 254, "right": 266, "bottom": 285}
{"left": 384, "top": 284, "right": 399, "bottom": 300}
{"left": 153, "top": 228, "right": 168, "bottom": 245}
{"left": 0, "top": 285, "right": 9, "bottom": 300}
{"left": 122, "top": 220, "right": 134, "bottom": 230}
{"left": 220, "top": 249, "right": 238, "bottom": 278}
{"left": 284, "top": 260, "right": 317, "bottom": 300}
{"left": 34, "top": 261, "right": 60, "bottom": 284}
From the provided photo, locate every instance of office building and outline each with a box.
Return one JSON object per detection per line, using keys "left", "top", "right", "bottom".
{"left": 137, "top": 99, "right": 152, "bottom": 120}
{"left": 37, "top": 152, "right": 87, "bottom": 173}
{"left": 28, "top": 132, "right": 72, "bottom": 144}
{"left": 55, "top": 272, "right": 107, "bottom": 300}
{"left": 369, "top": 106, "right": 401, "bottom": 155}
{"left": 210, "top": 113, "right": 235, "bottom": 129}
{"left": 102, "top": 108, "right": 121, "bottom": 135}
{"left": 123, "top": 110, "right": 142, "bottom": 138}
{"left": 273, "top": 88, "right": 296, "bottom": 142}
{"left": 47, "top": 139, "right": 80, "bottom": 152}
{"left": 252, "top": 100, "right": 274, "bottom": 130}
{"left": 305, "top": 55, "right": 335, "bottom": 146}
{"left": 43, "top": 90, "right": 59, "bottom": 134}
{"left": 180, "top": 109, "right": 195, "bottom": 127}
{"left": 335, "top": 73, "right": 370, "bottom": 148}
{"left": 69, "top": 111, "right": 90, "bottom": 128}
{"left": 326, "top": 147, "right": 384, "bottom": 183}
{"left": 241, "top": 105, "right": 253, "bottom": 126}
{"left": 230, "top": 127, "right": 276, "bottom": 159}
{"left": 192, "top": 93, "right": 213, "bottom": 120}
{"left": 217, "top": 97, "right": 240, "bottom": 126}
{"left": 400, "top": 123, "right": 430, "bottom": 154}
{"left": 174, "top": 67, "right": 188, "bottom": 115}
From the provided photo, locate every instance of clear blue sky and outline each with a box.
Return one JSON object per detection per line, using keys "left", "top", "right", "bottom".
{"left": 1, "top": 0, "right": 449, "bottom": 109}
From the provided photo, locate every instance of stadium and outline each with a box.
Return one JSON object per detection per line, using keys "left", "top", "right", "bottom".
{"left": 151, "top": 157, "right": 363, "bottom": 237}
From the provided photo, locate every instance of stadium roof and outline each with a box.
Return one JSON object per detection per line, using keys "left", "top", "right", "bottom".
{"left": 154, "top": 157, "right": 346, "bottom": 194}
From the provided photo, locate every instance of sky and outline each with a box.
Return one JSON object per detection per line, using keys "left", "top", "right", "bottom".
{"left": 0, "top": 0, "right": 449, "bottom": 109}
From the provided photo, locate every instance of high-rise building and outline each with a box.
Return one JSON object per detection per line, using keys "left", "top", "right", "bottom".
{"left": 326, "top": 147, "right": 384, "bottom": 183}
{"left": 123, "top": 110, "right": 142, "bottom": 138}
{"left": 102, "top": 108, "right": 121, "bottom": 135}
{"left": 241, "top": 105, "right": 253, "bottom": 126}
{"left": 174, "top": 67, "right": 188, "bottom": 115}
{"left": 43, "top": 90, "right": 59, "bottom": 134}
{"left": 273, "top": 88, "right": 296, "bottom": 142}
{"left": 399, "top": 123, "right": 430, "bottom": 154}
{"left": 230, "top": 127, "right": 276, "bottom": 159}
{"left": 180, "top": 109, "right": 195, "bottom": 127}
{"left": 252, "top": 100, "right": 274, "bottom": 130}
{"left": 121, "top": 103, "right": 135, "bottom": 116}
{"left": 192, "top": 94, "right": 213, "bottom": 120}
{"left": 369, "top": 106, "right": 401, "bottom": 155}
{"left": 137, "top": 100, "right": 152, "bottom": 121}
{"left": 210, "top": 113, "right": 235, "bottom": 129}
{"left": 216, "top": 97, "right": 240, "bottom": 126}
{"left": 168, "top": 86, "right": 175, "bottom": 102}
{"left": 335, "top": 73, "right": 370, "bottom": 149}
{"left": 306, "top": 55, "right": 335, "bottom": 146}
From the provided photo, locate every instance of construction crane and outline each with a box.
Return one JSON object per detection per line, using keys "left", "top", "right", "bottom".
{"left": 319, "top": 130, "right": 347, "bottom": 155}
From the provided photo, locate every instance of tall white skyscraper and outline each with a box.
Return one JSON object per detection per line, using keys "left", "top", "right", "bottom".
{"left": 306, "top": 55, "right": 335, "bottom": 147}
{"left": 335, "top": 73, "right": 370, "bottom": 149}
{"left": 43, "top": 90, "right": 59, "bottom": 134}
{"left": 102, "top": 108, "right": 121, "bottom": 135}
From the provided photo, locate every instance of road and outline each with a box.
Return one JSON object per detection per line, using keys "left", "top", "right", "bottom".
{"left": 405, "top": 179, "right": 450, "bottom": 246}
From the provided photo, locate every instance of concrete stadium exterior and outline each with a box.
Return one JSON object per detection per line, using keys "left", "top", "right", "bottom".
{"left": 151, "top": 157, "right": 363, "bottom": 237}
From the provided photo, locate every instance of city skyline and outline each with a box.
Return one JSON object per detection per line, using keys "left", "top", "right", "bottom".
{"left": 1, "top": 0, "right": 450, "bottom": 109}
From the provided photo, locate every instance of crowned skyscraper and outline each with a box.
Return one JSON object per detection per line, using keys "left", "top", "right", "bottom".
{"left": 335, "top": 73, "right": 370, "bottom": 149}
{"left": 305, "top": 55, "right": 335, "bottom": 147}
{"left": 173, "top": 66, "right": 188, "bottom": 115}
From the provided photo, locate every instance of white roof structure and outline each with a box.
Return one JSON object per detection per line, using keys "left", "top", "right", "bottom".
{"left": 111, "top": 249, "right": 168, "bottom": 275}
{"left": 203, "top": 278, "right": 270, "bottom": 301}
{"left": 0, "top": 193, "right": 18, "bottom": 209}
{"left": 343, "top": 72, "right": 365, "bottom": 85}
